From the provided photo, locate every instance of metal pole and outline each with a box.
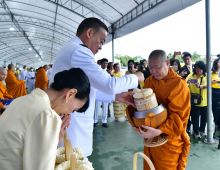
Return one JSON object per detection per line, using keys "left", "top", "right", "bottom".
{"left": 112, "top": 31, "right": 115, "bottom": 63}
{"left": 205, "top": 0, "right": 214, "bottom": 143}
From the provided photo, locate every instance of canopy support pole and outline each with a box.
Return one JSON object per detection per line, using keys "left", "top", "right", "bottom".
{"left": 205, "top": 0, "right": 214, "bottom": 144}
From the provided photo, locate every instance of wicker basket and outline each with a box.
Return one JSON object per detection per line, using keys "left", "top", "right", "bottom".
{"left": 134, "top": 93, "right": 158, "bottom": 111}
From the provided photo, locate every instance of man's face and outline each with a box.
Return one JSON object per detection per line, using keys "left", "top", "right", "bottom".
{"left": 148, "top": 57, "right": 169, "bottom": 80}
{"left": 0, "top": 70, "right": 7, "bottom": 81}
{"left": 101, "top": 61, "right": 108, "bottom": 69}
{"left": 88, "top": 28, "right": 107, "bottom": 54}
{"left": 183, "top": 56, "right": 192, "bottom": 66}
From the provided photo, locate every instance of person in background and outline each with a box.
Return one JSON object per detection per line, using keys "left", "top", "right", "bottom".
{"left": 138, "top": 59, "right": 151, "bottom": 80}
{"left": 94, "top": 58, "right": 110, "bottom": 128}
{"left": 106, "top": 61, "right": 114, "bottom": 117}
{"left": 97, "top": 59, "right": 101, "bottom": 66}
{"left": 50, "top": 17, "right": 144, "bottom": 157}
{"left": 35, "top": 65, "right": 49, "bottom": 90}
{"left": 112, "top": 63, "right": 127, "bottom": 121}
{"left": 0, "top": 67, "right": 13, "bottom": 114}
{"left": 187, "top": 61, "right": 207, "bottom": 139}
{"left": 26, "top": 67, "right": 35, "bottom": 93}
{"left": 19, "top": 65, "right": 28, "bottom": 81}
{"left": 0, "top": 68, "right": 90, "bottom": 170}
{"left": 211, "top": 57, "right": 220, "bottom": 139}
{"left": 125, "top": 60, "right": 136, "bottom": 74}
{"left": 5, "top": 64, "right": 27, "bottom": 98}
{"left": 179, "top": 52, "right": 193, "bottom": 79}
{"left": 107, "top": 62, "right": 114, "bottom": 76}
{"left": 170, "top": 58, "right": 181, "bottom": 74}
{"left": 136, "top": 49, "right": 190, "bottom": 170}
{"left": 47, "top": 64, "right": 53, "bottom": 84}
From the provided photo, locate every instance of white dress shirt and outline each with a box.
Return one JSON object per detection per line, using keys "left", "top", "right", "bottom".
{"left": 0, "top": 89, "right": 62, "bottom": 170}
{"left": 50, "top": 36, "right": 138, "bottom": 156}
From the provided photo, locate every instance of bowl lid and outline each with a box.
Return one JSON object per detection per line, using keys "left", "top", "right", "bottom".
{"left": 134, "top": 104, "right": 165, "bottom": 118}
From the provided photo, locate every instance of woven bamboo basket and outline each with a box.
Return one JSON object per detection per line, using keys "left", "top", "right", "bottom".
{"left": 134, "top": 93, "right": 158, "bottom": 112}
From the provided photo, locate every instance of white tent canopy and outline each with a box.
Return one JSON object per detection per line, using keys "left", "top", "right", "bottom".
{"left": 0, "top": 0, "right": 201, "bottom": 67}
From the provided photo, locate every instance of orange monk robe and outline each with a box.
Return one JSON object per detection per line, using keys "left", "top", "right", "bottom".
{"left": 35, "top": 67, "right": 48, "bottom": 90}
{"left": 5, "top": 70, "right": 27, "bottom": 98}
{"left": 0, "top": 81, "right": 13, "bottom": 112}
{"left": 144, "top": 68, "right": 191, "bottom": 170}
{"left": 0, "top": 81, "right": 13, "bottom": 99}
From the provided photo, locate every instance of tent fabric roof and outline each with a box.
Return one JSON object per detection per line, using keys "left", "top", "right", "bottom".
{"left": 0, "top": 0, "right": 201, "bottom": 66}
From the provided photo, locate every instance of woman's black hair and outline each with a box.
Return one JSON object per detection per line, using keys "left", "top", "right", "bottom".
{"left": 193, "top": 60, "right": 206, "bottom": 76}
{"left": 212, "top": 58, "right": 220, "bottom": 73}
{"left": 51, "top": 68, "right": 90, "bottom": 112}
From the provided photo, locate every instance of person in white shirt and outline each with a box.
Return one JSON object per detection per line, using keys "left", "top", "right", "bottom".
{"left": 19, "top": 65, "right": 28, "bottom": 81}
{"left": 47, "top": 64, "right": 53, "bottom": 84}
{"left": 94, "top": 58, "right": 110, "bottom": 128}
{"left": 50, "top": 17, "right": 144, "bottom": 157}
{"left": 26, "top": 67, "right": 35, "bottom": 93}
{"left": 0, "top": 68, "right": 90, "bottom": 170}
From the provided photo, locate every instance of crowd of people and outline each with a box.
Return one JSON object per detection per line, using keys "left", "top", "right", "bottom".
{"left": 0, "top": 17, "right": 219, "bottom": 170}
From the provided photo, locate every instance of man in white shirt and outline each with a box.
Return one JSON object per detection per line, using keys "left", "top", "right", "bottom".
{"left": 20, "top": 65, "right": 27, "bottom": 81}
{"left": 50, "top": 17, "right": 144, "bottom": 157}
{"left": 94, "top": 58, "right": 110, "bottom": 128}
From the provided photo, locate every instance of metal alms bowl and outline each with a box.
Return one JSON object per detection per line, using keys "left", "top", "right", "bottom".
{"left": 133, "top": 104, "right": 165, "bottom": 118}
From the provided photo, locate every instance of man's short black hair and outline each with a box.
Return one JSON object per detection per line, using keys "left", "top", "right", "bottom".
{"left": 76, "top": 17, "right": 108, "bottom": 36}
{"left": 101, "top": 58, "right": 108, "bottom": 63}
{"left": 182, "top": 52, "right": 192, "bottom": 58}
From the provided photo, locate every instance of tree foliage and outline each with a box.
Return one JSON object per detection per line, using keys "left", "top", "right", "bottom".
{"left": 115, "top": 54, "right": 143, "bottom": 66}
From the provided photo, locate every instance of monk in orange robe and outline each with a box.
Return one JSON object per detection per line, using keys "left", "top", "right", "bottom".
{"left": 5, "top": 64, "right": 27, "bottom": 98}
{"left": 0, "top": 67, "right": 13, "bottom": 113}
{"left": 35, "top": 65, "right": 49, "bottom": 90}
{"left": 136, "top": 50, "right": 190, "bottom": 170}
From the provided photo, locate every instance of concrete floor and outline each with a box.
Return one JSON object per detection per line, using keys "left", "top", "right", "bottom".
{"left": 89, "top": 119, "right": 220, "bottom": 170}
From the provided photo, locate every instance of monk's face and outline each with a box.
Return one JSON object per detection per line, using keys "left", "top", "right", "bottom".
{"left": 0, "top": 70, "right": 7, "bottom": 81}
{"left": 148, "top": 57, "right": 169, "bottom": 80}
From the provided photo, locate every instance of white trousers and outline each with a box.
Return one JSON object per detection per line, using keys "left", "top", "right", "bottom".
{"left": 94, "top": 101, "right": 109, "bottom": 124}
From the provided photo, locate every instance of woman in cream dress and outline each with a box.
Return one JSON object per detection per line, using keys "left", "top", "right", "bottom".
{"left": 0, "top": 68, "right": 90, "bottom": 170}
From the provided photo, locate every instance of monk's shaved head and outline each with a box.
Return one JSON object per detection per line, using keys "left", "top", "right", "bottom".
{"left": 148, "top": 50, "right": 167, "bottom": 62}
{"left": 148, "top": 49, "right": 169, "bottom": 80}
{"left": 0, "top": 67, "right": 7, "bottom": 74}
{"left": 0, "top": 67, "right": 7, "bottom": 81}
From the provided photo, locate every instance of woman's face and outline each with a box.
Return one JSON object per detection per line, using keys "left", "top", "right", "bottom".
{"left": 172, "top": 61, "right": 179, "bottom": 72}
{"left": 57, "top": 89, "right": 87, "bottom": 115}
{"left": 195, "top": 67, "right": 203, "bottom": 76}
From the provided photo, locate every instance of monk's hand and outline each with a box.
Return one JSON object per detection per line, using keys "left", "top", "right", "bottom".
{"left": 138, "top": 125, "right": 162, "bottom": 139}
{"left": 115, "top": 91, "right": 135, "bottom": 107}
{"left": 59, "top": 114, "right": 71, "bottom": 141}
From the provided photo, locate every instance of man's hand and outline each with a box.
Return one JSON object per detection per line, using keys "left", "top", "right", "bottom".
{"left": 59, "top": 114, "right": 71, "bottom": 142}
{"left": 134, "top": 71, "right": 145, "bottom": 83}
{"left": 115, "top": 91, "right": 135, "bottom": 107}
{"left": 136, "top": 125, "right": 162, "bottom": 139}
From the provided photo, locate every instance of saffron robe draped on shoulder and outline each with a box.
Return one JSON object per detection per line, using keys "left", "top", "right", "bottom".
{"left": 144, "top": 68, "right": 191, "bottom": 170}
{"left": 35, "top": 68, "right": 48, "bottom": 90}
{"left": 5, "top": 70, "right": 27, "bottom": 98}
{"left": 0, "top": 81, "right": 13, "bottom": 110}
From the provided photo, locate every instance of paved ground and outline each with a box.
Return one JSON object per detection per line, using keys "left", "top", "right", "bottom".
{"left": 89, "top": 119, "right": 220, "bottom": 170}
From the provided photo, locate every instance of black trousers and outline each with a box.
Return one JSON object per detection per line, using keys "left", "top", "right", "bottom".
{"left": 191, "top": 105, "right": 207, "bottom": 135}
{"left": 212, "top": 88, "right": 220, "bottom": 127}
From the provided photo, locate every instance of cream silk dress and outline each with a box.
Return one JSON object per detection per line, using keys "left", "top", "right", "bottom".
{"left": 0, "top": 88, "right": 62, "bottom": 170}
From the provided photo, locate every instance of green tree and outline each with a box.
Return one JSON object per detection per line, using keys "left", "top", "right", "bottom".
{"left": 114, "top": 54, "right": 143, "bottom": 66}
